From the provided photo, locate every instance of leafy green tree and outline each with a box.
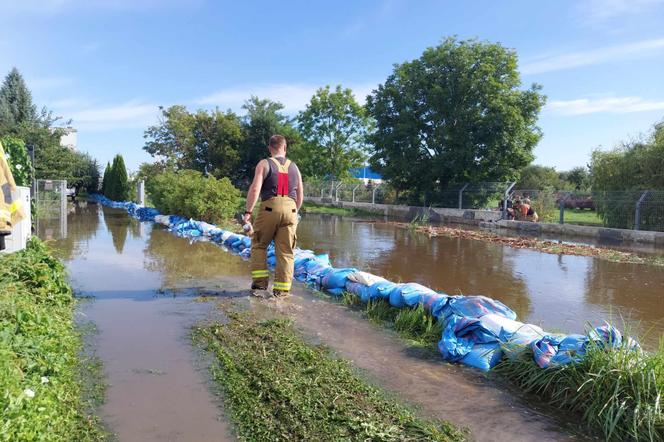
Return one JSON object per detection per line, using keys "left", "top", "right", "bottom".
{"left": 559, "top": 166, "right": 590, "bottom": 191}
{"left": 143, "top": 105, "right": 244, "bottom": 181}
{"left": 0, "top": 68, "right": 37, "bottom": 127}
{"left": 1, "top": 136, "right": 31, "bottom": 187}
{"left": 367, "top": 37, "right": 546, "bottom": 204}
{"left": 516, "top": 165, "right": 562, "bottom": 190}
{"left": 240, "top": 97, "right": 304, "bottom": 182}
{"left": 101, "top": 162, "right": 111, "bottom": 195}
{"left": 34, "top": 144, "right": 99, "bottom": 193}
{"left": 590, "top": 120, "right": 664, "bottom": 230}
{"left": 297, "top": 85, "right": 369, "bottom": 180}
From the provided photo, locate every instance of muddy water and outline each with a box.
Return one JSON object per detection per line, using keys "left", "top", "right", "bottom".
{"left": 45, "top": 204, "right": 660, "bottom": 441}
{"left": 297, "top": 214, "right": 664, "bottom": 346}
{"left": 44, "top": 203, "right": 236, "bottom": 442}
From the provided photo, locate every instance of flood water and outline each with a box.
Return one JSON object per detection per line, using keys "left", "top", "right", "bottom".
{"left": 41, "top": 203, "right": 664, "bottom": 441}
{"left": 298, "top": 214, "right": 664, "bottom": 346}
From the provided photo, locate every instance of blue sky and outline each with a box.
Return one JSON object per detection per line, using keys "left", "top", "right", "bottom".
{"left": 1, "top": 0, "right": 664, "bottom": 173}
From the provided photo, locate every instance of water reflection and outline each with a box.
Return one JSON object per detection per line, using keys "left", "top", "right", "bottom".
{"left": 296, "top": 215, "right": 664, "bottom": 346}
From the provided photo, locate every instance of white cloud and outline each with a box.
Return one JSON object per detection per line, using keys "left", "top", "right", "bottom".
{"left": 197, "top": 83, "right": 377, "bottom": 114}
{"left": 545, "top": 96, "right": 664, "bottom": 115}
{"left": 522, "top": 37, "right": 664, "bottom": 74}
{"left": 58, "top": 101, "right": 160, "bottom": 131}
{"left": 579, "top": 0, "right": 664, "bottom": 25}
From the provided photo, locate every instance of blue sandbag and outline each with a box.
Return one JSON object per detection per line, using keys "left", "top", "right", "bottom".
{"left": 326, "top": 288, "right": 346, "bottom": 296}
{"left": 461, "top": 343, "right": 503, "bottom": 371}
{"left": 321, "top": 268, "right": 358, "bottom": 292}
{"left": 438, "top": 314, "right": 508, "bottom": 370}
{"left": 389, "top": 282, "right": 439, "bottom": 308}
{"left": 345, "top": 280, "right": 398, "bottom": 302}
{"left": 267, "top": 255, "right": 277, "bottom": 267}
{"left": 441, "top": 295, "right": 516, "bottom": 322}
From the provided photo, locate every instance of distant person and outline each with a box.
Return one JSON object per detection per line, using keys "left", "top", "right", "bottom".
{"left": 518, "top": 198, "right": 539, "bottom": 222}
{"left": 498, "top": 197, "right": 515, "bottom": 220}
{"left": 243, "top": 135, "right": 304, "bottom": 298}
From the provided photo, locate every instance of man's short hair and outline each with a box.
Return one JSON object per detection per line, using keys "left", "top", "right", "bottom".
{"left": 269, "top": 135, "right": 286, "bottom": 149}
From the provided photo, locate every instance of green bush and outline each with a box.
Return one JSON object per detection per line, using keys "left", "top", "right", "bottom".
{"left": 1, "top": 135, "right": 31, "bottom": 187}
{"left": 147, "top": 169, "right": 241, "bottom": 223}
{"left": 0, "top": 238, "right": 104, "bottom": 441}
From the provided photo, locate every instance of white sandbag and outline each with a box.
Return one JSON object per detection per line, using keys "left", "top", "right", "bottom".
{"left": 347, "top": 271, "right": 387, "bottom": 286}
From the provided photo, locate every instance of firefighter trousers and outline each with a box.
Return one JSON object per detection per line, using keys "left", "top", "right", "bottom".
{"left": 250, "top": 196, "right": 298, "bottom": 292}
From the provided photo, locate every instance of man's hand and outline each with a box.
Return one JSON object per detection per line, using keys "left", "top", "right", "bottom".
{"left": 242, "top": 212, "right": 252, "bottom": 224}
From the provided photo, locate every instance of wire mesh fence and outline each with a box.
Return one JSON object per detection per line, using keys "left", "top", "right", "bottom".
{"left": 305, "top": 180, "right": 664, "bottom": 232}
{"left": 34, "top": 179, "right": 67, "bottom": 239}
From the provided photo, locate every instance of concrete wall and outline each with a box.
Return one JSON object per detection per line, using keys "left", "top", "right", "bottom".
{"left": 307, "top": 197, "right": 664, "bottom": 246}
{"left": 480, "top": 219, "right": 664, "bottom": 246}
{"left": 306, "top": 197, "right": 502, "bottom": 225}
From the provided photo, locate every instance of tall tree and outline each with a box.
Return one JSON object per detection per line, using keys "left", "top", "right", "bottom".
{"left": 297, "top": 85, "right": 370, "bottom": 179}
{"left": 0, "top": 67, "right": 37, "bottom": 127}
{"left": 143, "top": 105, "right": 243, "bottom": 181}
{"left": 107, "top": 154, "right": 129, "bottom": 201}
{"left": 516, "top": 165, "right": 562, "bottom": 190}
{"left": 239, "top": 96, "right": 304, "bottom": 183}
{"left": 102, "top": 162, "right": 111, "bottom": 195}
{"left": 367, "top": 37, "right": 546, "bottom": 203}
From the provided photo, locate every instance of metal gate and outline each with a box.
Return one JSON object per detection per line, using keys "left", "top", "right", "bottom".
{"left": 35, "top": 179, "right": 67, "bottom": 239}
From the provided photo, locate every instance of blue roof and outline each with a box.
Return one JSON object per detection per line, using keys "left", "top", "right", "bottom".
{"left": 350, "top": 167, "right": 382, "bottom": 180}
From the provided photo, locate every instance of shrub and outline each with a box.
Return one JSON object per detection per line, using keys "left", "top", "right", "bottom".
{"left": 148, "top": 169, "right": 241, "bottom": 223}
{"left": 1, "top": 135, "right": 31, "bottom": 187}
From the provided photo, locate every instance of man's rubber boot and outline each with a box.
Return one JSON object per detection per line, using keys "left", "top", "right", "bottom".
{"left": 272, "top": 289, "right": 291, "bottom": 299}
{"left": 251, "top": 282, "right": 268, "bottom": 298}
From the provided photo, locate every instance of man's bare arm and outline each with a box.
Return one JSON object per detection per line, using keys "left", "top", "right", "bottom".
{"left": 244, "top": 161, "right": 266, "bottom": 221}
{"left": 296, "top": 167, "right": 304, "bottom": 210}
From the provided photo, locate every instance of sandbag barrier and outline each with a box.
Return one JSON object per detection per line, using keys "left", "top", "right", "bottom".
{"left": 91, "top": 194, "right": 639, "bottom": 371}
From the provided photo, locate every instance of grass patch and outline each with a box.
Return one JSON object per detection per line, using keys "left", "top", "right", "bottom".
{"left": 302, "top": 201, "right": 379, "bottom": 217}
{"left": 0, "top": 238, "right": 106, "bottom": 441}
{"left": 495, "top": 343, "right": 664, "bottom": 441}
{"left": 193, "top": 311, "right": 466, "bottom": 441}
{"left": 346, "top": 294, "right": 442, "bottom": 351}
{"left": 563, "top": 209, "right": 603, "bottom": 226}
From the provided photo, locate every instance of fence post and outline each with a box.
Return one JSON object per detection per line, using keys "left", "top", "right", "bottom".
{"left": 352, "top": 184, "right": 360, "bottom": 203}
{"left": 334, "top": 182, "right": 343, "bottom": 202}
{"left": 458, "top": 183, "right": 469, "bottom": 209}
{"left": 502, "top": 182, "right": 516, "bottom": 220}
{"left": 137, "top": 180, "right": 146, "bottom": 206}
{"left": 635, "top": 190, "right": 650, "bottom": 231}
{"left": 372, "top": 184, "right": 381, "bottom": 205}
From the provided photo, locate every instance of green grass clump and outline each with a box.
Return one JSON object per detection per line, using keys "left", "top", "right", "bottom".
{"left": 0, "top": 238, "right": 106, "bottom": 441}
{"left": 495, "top": 342, "right": 664, "bottom": 441}
{"left": 194, "top": 312, "right": 466, "bottom": 441}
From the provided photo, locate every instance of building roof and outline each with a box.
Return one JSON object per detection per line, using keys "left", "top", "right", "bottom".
{"left": 350, "top": 166, "right": 382, "bottom": 180}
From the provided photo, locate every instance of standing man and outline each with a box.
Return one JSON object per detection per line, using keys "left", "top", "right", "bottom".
{"left": 243, "top": 135, "right": 304, "bottom": 298}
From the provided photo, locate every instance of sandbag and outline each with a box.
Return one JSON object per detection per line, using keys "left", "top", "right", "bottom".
{"left": 321, "top": 268, "right": 358, "bottom": 292}
{"left": 441, "top": 295, "right": 516, "bottom": 322}
{"left": 347, "top": 271, "right": 387, "bottom": 286}
{"left": 344, "top": 280, "right": 398, "bottom": 302}
{"left": 389, "top": 282, "right": 438, "bottom": 308}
